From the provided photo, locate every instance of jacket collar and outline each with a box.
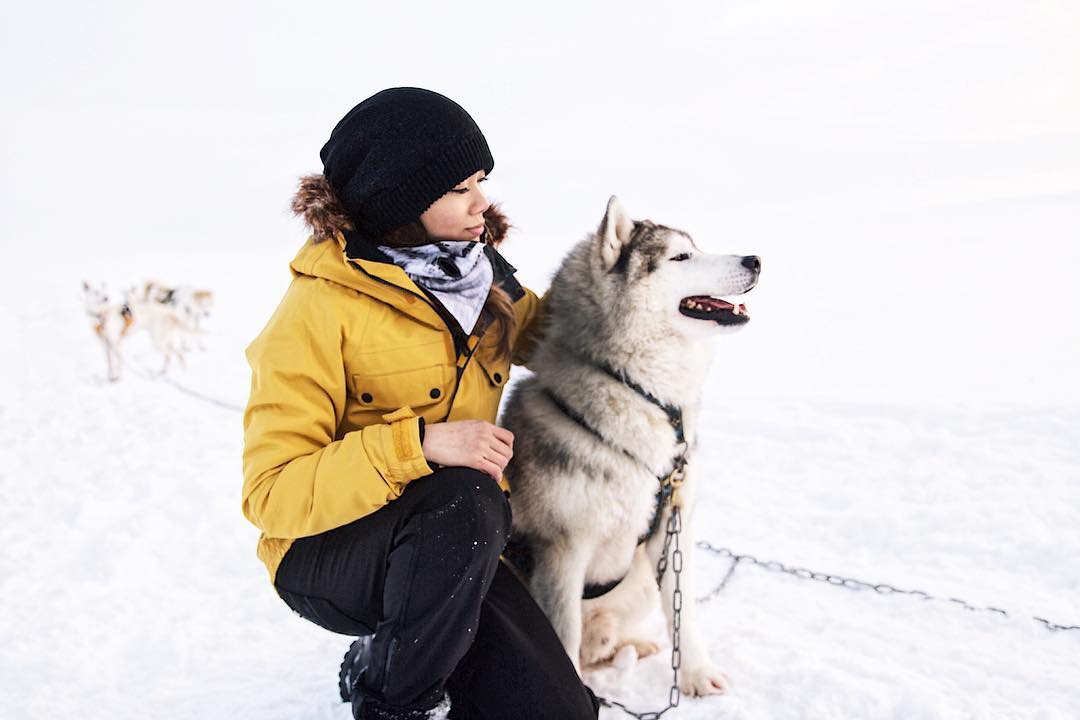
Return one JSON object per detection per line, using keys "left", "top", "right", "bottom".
{"left": 288, "top": 229, "right": 525, "bottom": 333}
{"left": 342, "top": 228, "right": 526, "bottom": 302}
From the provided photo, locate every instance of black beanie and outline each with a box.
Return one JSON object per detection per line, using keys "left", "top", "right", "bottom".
{"left": 319, "top": 87, "right": 495, "bottom": 237}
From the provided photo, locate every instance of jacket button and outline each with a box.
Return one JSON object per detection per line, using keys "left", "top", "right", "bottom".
{"left": 361, "top": 392, "right": 373, "bottom": 403}
{"left": 429, "top": 388, "right": 441, "bottom": 399}
{"left": 493, "top": 373, "right": 502, "bottom": 383}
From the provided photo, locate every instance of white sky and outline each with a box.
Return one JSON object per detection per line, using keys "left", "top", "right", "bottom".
{"left": 3, "top": 0, "right": 1079, "bottom": 402}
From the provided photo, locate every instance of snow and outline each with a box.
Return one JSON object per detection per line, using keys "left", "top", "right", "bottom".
{"left": 2, "top": 0, "right": 1079, "bottom": 718}
{"left": 4, "top": 262, "right": 1077, "bottom": 719}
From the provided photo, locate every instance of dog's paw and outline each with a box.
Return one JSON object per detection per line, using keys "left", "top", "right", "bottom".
{"left": 611, "top": 644, "right": 638, "bottom": 670}
{"left": 580, "top": 609, "right": 619, "bottom": 667}
{"left": 619, "top": 637, "right": 659, "bottom": 659}
{"left": 678, "top": 662, "right": 729, "bottom": 696}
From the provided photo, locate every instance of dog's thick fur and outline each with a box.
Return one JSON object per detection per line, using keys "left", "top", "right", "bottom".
{"left": 83, "top": 281, "right": 134, "bottom": 382}
{"left": 141, "top": 280, "right": 214, "bottom": 351}
{"left": 501, "top": 196, "right": 760, "bottom": 696}
{"left": 82, "top": 280, "right": 210, "bottom": 380}
{"left": 123, "top": 293, "right": 200, "bottom": 374}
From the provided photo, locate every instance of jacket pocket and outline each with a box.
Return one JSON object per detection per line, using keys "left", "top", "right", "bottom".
{"left": 477, "top": 355, "right": 510, "bottom": 388}
{"left": 352, "top": 364, "right": 453, "bottom": 412}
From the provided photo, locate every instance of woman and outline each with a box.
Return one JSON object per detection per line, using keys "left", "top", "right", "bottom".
{"left": 241, "top": 87, "right": 600, "bottom": 720}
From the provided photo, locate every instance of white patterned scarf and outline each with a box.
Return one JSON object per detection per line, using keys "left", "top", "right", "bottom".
{"left": 377, "top": 239, "right": 493, "bottom": 334}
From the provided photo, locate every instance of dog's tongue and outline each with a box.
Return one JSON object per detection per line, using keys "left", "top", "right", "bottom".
{"left": 683, "top": 295, "right": 747, "bottom": 315}
{"left": 699, "top": 296, "right": 733, "bottom": 310}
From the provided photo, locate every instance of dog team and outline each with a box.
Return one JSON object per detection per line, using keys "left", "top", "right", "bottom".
{"left": 82, "top": 279, "right": 214, "bottom": 381}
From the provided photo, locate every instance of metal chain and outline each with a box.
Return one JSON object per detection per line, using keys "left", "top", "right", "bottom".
{"left": 597, "top": 505, "right": 684, "bottom": 720}
{"left": 599, "top": 538, "right": 1076, "bottom": 718}
{"left": 695, "top": 541, "right": 1080, "bottom": 632}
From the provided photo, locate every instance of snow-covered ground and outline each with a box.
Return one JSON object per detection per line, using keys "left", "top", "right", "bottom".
{"left": 3, "top": 0, "right": 1079, "bottom": 718}
{"left": 2, "top": 228, "right": 1077, "bottom": 719}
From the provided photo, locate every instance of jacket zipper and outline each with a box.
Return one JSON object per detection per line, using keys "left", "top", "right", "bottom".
{"left": 345, "top": 258, "right": 490, "bottom": 410}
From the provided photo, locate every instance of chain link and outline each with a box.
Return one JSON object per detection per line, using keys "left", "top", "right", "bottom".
{"left": 669, "top": 507, "right": 683, "bottom": 711}
{"left": 695, "top": 541, "right": 1080, "bottom": 632}
{"left": 598, "top": 537, "right": 1077, "bottom": 718}
{"left": 594, "top": 536, "right": 1076, "bottom": 719}
{"left": 597, "top": 505, "right": 685, "bottom": 719}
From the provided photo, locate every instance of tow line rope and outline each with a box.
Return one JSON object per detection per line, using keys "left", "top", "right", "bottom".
{"left": 126, "top": 363, "right": 246, "bottom": 413}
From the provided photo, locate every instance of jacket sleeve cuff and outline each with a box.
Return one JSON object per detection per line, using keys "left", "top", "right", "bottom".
{"left": 415, "top": 416, "right": 440, "bottom": 470}
{"left": 378, "top": 406, "right": 434, "bottom": 488}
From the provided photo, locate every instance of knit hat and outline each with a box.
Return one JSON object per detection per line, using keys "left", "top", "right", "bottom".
{"left": 319, "top": 87, "right": 494, "bottom": 237}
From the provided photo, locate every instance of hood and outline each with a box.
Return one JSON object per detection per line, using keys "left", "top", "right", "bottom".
{"left": 287, "top": 174, "right": 520, "bottom": 330}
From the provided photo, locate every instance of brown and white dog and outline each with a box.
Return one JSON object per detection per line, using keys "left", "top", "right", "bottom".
{"left": 141, "top": 280, "right": 214, "bottom": 351}
{"left": 82, "top": 280, "right": 211, "bottom": 379}
{"left": 82, "top": 281, "right": 135, "bottom": 382}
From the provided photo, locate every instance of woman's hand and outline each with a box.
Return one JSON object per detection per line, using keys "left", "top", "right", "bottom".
{"left": 421, "top": 420, "right": 514, "bottom": 482}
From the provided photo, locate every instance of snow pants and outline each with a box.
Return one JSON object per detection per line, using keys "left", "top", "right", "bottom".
{"left": 273, "top": 465, "right": 600, "bottom": 720}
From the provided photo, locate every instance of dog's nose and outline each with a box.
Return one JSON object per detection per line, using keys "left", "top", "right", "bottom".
{"left": 741, "top": 255, "right": 761, "bottom": 272}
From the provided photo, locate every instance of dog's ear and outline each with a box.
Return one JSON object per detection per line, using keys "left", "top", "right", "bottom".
{"left": 597, "top": 195, "right": 633, "bottom": 272}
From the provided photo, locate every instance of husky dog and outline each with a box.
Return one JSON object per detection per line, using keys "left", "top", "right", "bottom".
{"left": 142, "top": 280, "right": 214, "bottom": 349}
{"left": 500, "top": 196, "right": 760, "bottom": 696}
{"left": 123, "top": 288, "right": 204, "bottom": 374}
{"left": 82, "top": 280, "right": 209, "bottom": 379}
{"left": 83, "top": 281, "right": 135, "bottom": 382}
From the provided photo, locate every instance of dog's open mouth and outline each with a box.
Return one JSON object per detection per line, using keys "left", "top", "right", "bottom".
{"left": 679, "top": 295, "right": 750, "bottom": 326}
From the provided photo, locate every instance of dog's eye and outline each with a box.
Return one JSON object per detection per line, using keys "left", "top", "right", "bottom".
{"left": 669, "top": 253, "right": 692, "bottom": 262}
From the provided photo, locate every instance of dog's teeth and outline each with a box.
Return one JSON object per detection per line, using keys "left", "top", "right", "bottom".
{"left": 732, "top": 304, "right": 740, "bottom": 315}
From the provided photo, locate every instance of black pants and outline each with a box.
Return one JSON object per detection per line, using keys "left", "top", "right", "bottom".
{"left": 273, "top": 466, "right": 599, "bottom": 720}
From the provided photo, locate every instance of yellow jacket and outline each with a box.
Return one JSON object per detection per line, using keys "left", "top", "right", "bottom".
{"left": 241, "top": 229, "right": 544, "bottom": 583}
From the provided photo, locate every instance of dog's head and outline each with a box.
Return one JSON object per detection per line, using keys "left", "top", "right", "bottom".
{"left": 182, "top": 295, "right": 213, "bottom": 322}
{"left": 82, "top": 280, "right": 112, "bottom": 316}
{"left": 591, "top": 196, "right": 760, "bottom": 340}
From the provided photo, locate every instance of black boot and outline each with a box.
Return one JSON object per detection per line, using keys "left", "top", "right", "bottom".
{"left": 344, "top": 638, "right": 438, "bottom": 719}
{"left": 353, "top": 696, "right": 435, "bottom": 720}
{"left": 338, "top": 635, "right": 374, "bottom": 702}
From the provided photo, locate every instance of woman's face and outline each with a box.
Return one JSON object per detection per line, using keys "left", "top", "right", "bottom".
{"left": 420, "top": 170, "right": 490, "bottom": 242}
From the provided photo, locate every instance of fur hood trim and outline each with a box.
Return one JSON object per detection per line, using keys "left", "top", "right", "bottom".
{"left": 291, "top": 174, "right": 513, "bottom": 247}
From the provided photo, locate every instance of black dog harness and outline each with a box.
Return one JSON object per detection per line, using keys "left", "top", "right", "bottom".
{"left": 503, "top": 352, "right": 690, "bottom": 599}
